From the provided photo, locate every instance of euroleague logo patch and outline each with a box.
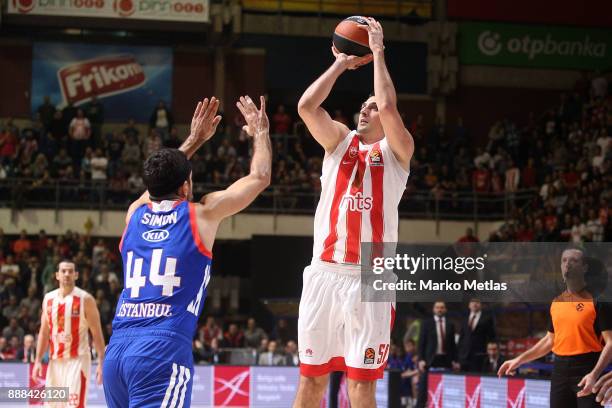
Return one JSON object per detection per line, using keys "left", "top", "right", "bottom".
{"left": 576, "top": 302, "right": 584, "bottom": 312}
{"left": 363, "top": 347, "right": 375, "bottom": 365}
{"left": 369, "top": 149, "right": 383, "bottom": 166}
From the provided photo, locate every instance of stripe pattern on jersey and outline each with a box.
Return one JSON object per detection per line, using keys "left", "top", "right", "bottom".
{"left": 161, "top": 363, "right": 192, "bottom": 408}
{"left": 320, "top": 136, "right": 386, "bottom": 264}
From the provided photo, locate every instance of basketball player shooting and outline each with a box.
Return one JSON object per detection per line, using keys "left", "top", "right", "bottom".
{"left": 293, "top": 17, "right": 414, "bottom": 408}
{"left": 32, "top": 260, "right": 106, "bottom": 408}
{"left": 102, "top": 95, "right": 271, "bottom": 408}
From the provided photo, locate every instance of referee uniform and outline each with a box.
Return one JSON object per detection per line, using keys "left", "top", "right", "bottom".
{"left": 548, "top": 290, "right": 612, "bottom": 408}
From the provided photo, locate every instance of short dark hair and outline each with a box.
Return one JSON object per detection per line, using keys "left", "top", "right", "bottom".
{"left": 143, "top": 148, "right": 192, "bottom": 198}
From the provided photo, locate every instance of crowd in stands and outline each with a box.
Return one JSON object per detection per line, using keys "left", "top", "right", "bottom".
{"left": 0, "top": 71, "right": 608, "bottom": 215}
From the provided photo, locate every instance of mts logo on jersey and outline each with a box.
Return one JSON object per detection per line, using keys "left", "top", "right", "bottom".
{"left": 214, "top": 366, "right": 250, "bottom": 407}
{"left": 340, "top": 192, "right": 372, "bottom": 211}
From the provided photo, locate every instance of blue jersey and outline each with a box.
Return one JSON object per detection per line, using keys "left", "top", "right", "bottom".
{"left": 112, "top": 200, "right": 212, "bottom": 342}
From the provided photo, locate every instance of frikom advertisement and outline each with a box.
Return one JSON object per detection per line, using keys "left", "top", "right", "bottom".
{"left": 31, "top": 42, "right": 172, "bottom": 122}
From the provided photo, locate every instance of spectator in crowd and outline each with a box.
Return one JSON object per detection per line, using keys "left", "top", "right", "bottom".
{"left": 90, "top": 148, "right": 108, "bottom": 182}
{"left": 222, "top": 323, "right": 245, "bottom": 348}
{"left": 85, "top": 95, "right": 104, "bottom": 144}
{"left": 37, "top": 96, "right": 56, "bottom": 129}
{"left": 272, "top": 318, "right": 291, "bottom": 345}
{"left": 457, "top": 298, "right": 496, "bottom": 372}
{"left": 2, "top": 317, "right": 25, "bottom": 341}
{"left": 19, "top": 286, "right": 41, "bottom": 317}
{"left": 143, "top": 129, "right": 163, "bottom": 158}
{"left": 16, "top": 334, "right": 36, "bottom": 363}
{"left": 149, "top": 100, "right": 173, "bottom": 139}
{"left": 13, "top": 230, "right": 31, "bottom": 256}
{"left": 123, "top": 118, "right": 140, "bottom": 142}
{"left": 272, "top": 105, "right": 292, "bottom": 135}
{"left": 1, "top": 255, "right": 20, "bottom": 280}
{"left": 416, "top": 301, "right": 458, "bottom": 408}
{"left": 284, "top": 340, "right": 299, "bottom": 366}
{"left": 457, "top": 228, "right": 479, "bottom": 243}
{"left": 244, "top": 317, "right": 267, "bottom": 349}
{"left": 481, "top": 341, "right": 504, "bottom": 374}
{"left": 68, "top": 109, "right": 91, "bottom": 164}
{"left": 258, "top": 340, "right": 284, "bottom": 366}
{"left": 199, "top": 317, "right": 223, "bottom": 347}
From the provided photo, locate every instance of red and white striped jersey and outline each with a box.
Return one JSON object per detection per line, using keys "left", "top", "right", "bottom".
{"left": 43, "top": 287, "right": 90, "bottom": 360}
{"left": 314, "top": 131, "right": 409, "bottom": 264}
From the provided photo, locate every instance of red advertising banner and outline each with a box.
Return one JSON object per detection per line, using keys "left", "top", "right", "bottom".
{"left": 447, "top": 0, "right": 612, "bottom": 28}
{"left": 213, "top": 366, "right": 250, "bottom": 407}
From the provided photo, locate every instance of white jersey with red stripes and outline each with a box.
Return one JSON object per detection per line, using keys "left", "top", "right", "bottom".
{"left": 313, "top": 131, "right": 409, "bottom": 264}
{"left": 43, "top": 287, "right": 90, "bottom": 360}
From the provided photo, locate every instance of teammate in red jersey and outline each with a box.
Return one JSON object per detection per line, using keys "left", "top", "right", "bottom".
{"left": 33, "top": 260, "right": 106, "bottom": 407}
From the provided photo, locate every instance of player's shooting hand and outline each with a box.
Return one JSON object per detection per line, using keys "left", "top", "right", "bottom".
{"left": 359, "top": 17, "right": 385, "bottom": 54}
{"left": 31, "top": 361, "right": 43, "bottom": 383}
{"left": 189, "top": 96, "right": 222, "bottom": 144}
{"left": 592, "top": 371, "right": 612, "bottom": 404}
{"left": 96, "top": 363, "right": 103, "bottom": 385}
{"left": 331, "top": 45, "right": 372, "bottom": 70}
{"left": 236, "top": 95, "right": 269, "bottom": 137}
{"left": 577, "top": 371, "right": 597, "bottom": 397}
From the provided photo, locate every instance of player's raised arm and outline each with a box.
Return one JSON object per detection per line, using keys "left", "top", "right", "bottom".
{"left": 199, "top": 95, "right": 271, "bottom": 220}
{"left": 84, "top": 294, "right": 106, "bottom": 385}
{"left": 125, "top": 97, "right": 222, "bottom": 224}
{"left": 363, "top": 18, "right": 413, "bottom": 170}
{"left": 32, "top": 297, "right": 51, "bottom": 382}
{"left": 297, "top": 49, "right": 371, "bottom": 153}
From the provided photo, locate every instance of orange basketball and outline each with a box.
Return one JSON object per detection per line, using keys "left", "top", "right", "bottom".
{"left": 332, "top": 16, "right": 371, "bottom": 57}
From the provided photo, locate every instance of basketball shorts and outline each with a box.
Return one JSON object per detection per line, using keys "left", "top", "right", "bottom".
{"left": 45, "top": 354, "right": 91, "bottom": 408}
{"left": 298, "top": 259, "right": 395, "bottom": 381}
{"left": 103, "top": 328, "right": 193, "bottom": 408}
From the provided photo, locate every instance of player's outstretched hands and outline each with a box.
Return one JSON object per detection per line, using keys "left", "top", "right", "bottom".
{"left": 592, "top": 371, "right": 612, "bottom": 404}
{"left": 359, "top": 17, "right": 385, "bottom": 54}
{"left": 577, "top": 371, "right": 597, "bottom": 398}
{"left": 497, "top": 358, "right": 521, "bottom": 377}
{"left": 236, "top": 95, "right": 269, "bottom": 137}
{"left": 190, "top": 96, "right": 222, "bottom": 144}
{"left": 31, "top": 361, "right": 43, "bottom": 383}
{"left": 332, "top": 45, "right": 372, "bottom": 70}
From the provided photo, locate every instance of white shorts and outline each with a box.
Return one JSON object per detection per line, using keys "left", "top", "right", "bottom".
{"left": 45, "top": 354, "right": 91, "bottom": 408}
{"left": 298, "top": 260, "right": 395, "bottom": 381}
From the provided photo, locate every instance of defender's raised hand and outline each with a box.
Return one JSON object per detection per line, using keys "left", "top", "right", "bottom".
{"left": 190, "top": 96, "right": 222, "bottom": 144}
{"left": 236, "top": 95, "right": 269, "bottom": 137}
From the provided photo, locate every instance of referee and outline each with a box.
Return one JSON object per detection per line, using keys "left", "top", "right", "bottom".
{"left": 498, "top": 248, "right": 612, "bottom": 408}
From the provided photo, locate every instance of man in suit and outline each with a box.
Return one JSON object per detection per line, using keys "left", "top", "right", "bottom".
{"left": 416, "top": 301, "right": 458, "bottom": 408}
{"left": 458, "top": 298, "right": 496, "bottom": 372}
{"left": 481, "top": 341, "right": 505, "bottom": 374}
{"left": 258, "top": 340, "right": 285, "bottom": 366}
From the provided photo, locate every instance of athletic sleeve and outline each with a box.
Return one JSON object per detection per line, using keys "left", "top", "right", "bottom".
{"left": 595, "top": 301, "right": 612, "bottom": 332}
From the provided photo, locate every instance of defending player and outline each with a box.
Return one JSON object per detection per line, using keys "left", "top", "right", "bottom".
{"left": 293, "top": 18, "right": 414, "bottom": 408}
{"left": 33, "top": 260, "right": 106, "bottom": 408}
{"left": 102, "top": 95, "right": 270, "bottom": 408}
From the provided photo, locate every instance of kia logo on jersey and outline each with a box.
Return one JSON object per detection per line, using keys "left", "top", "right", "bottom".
{"left": 141, "top": 229, "right": 170, "bottom": 242}
{"left": 214, "top": 366, "right": 250, "bottom": 407}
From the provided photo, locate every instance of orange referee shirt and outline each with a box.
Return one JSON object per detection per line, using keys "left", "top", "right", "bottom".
{"left": 548, "top": 290, "right": 612, "bottom": 356}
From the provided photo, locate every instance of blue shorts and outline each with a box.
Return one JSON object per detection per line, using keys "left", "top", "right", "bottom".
{"left": 103, "top": 328, "right": 193, "bottom": 408}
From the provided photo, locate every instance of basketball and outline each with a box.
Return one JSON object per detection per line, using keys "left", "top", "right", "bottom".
{"left": 332, "top": 16, "right": 371, "bottom": 57}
